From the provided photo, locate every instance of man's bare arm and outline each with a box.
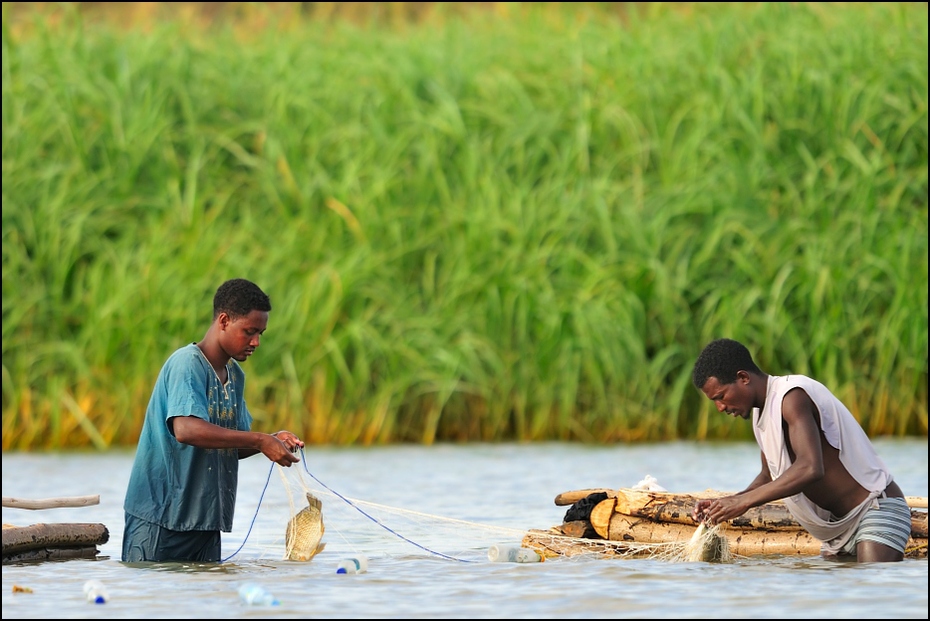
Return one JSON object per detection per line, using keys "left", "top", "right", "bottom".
{"left": 695, "top": 389, "right": 824, "bottom": 524}
{"left": 171, "top": 416, "right": 300, "bottom": 467}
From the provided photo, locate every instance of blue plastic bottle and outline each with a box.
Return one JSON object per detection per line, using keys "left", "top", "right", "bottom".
{"left": 83, "top": 580, "right": 110, "bottom": 604}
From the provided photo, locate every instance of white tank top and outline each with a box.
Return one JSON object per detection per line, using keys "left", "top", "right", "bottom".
{"left": 752, "top": 374, "right": 894, "bottom": 554}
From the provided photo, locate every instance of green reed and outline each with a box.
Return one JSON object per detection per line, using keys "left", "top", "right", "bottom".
{"left": 2, "top": 3, "right": 927, "bottom": 449}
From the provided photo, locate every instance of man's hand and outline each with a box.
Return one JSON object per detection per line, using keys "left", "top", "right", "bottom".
{"left": 272, "top": 430, "right": 305, "bottom": 453}
{"left": 692, "top": 496, "right": 749, "bottom": 525}
{"left": 692, "top": 499, "right": 713, "bottom": 524}
{"left": 261, "top": 433, "right": 301, "bottom": 467}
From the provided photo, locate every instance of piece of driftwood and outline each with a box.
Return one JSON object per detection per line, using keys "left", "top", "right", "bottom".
{"left": 2, "top": 495, "right": 100, "bottom": 510}
{"left": 2, "top": 523, "right": 109, "bottom": 556}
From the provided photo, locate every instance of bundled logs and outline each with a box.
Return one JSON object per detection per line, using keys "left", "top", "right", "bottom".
{"left": 524, "top": 488, "right": 928, "bottom": 560}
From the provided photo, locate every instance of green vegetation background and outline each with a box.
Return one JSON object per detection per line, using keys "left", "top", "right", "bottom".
{"left": 2, "top": 2, "right": 927, "bottom": 450}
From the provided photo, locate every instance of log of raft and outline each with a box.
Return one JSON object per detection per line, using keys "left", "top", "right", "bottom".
{"left": 553, "top": 488, "right": 929, "bottom": 510}
{"left": 523, "top": 523, "right": 928, "bottom": 560}
{"left": 2, "top": 523, "right": 109, "bottom": 564}
{"left": 526, "top": 488, "right": 928, "bottom": 560}
{"left": 603, "top": 489, "right": 928, "bottom": 535}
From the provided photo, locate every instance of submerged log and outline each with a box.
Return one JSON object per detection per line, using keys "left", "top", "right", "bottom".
{"left": 2, "top": 523, "right": 109, "bottom": 556}
{"left": 4, "top": 546, "right": 101, "bottom": 564}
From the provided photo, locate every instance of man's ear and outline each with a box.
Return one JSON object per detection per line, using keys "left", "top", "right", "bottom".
{"left": 736, "top": 370, "right": 752, "bottom": 384}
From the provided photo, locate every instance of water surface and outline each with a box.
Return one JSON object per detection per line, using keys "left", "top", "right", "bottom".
{"left": 2, "top": 440, "right": 927, "bottom": 619}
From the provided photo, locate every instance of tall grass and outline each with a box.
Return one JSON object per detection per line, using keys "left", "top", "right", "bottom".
{"left": 2, "top": 3, "right": 927, "bottom": 449}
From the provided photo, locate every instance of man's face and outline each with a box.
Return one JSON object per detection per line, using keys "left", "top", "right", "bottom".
{"left": 701, "top": 372, "right": 753, "bottom": 419}
{"left": 220, "top": 309, "right": 269, "bottom": 362}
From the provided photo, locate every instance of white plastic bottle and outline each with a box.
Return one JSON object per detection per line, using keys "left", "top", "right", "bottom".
{"left": 488, "top": 545, "right": 542, "bottom": 563}
{"left": 335, "top": 555, "right": 369, "bottom": 574}
{"left": 83, "top": 580, "right": 109, "bottom": 604}
{"left": 237, "top": 583, "right": 280, "bottom": 606}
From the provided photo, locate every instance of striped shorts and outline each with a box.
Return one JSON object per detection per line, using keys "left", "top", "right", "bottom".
{"left": 842, "top": 496, "right": 911, "bottom": 555}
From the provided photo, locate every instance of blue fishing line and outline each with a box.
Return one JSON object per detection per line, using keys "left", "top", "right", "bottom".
{"left": 221, "top": 460, "right": 274, "bottom": 563}
{"left": 225, "top": 449, "right": 476, "bottom": 563}
{"left": 296, "top": 447, "right": 476, "bottom": 563}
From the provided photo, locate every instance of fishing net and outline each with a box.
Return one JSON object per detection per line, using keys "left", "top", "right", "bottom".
{"left": 231, "top": 462, "right": 734, "bottom": 565}
{"left": 229, "top": 460, "right": 528, "bottom": 565}
{"left": 523, "top": 521, "right": 732, "bottom": 563}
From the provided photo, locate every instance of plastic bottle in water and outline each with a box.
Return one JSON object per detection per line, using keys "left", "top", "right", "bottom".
{"left": 237, "top": 583, "right": 280, "bottom": 606}
{"left": 83, "top": 580, "right": 109, "bottom": 604}
{"left": 487, "top": 545, "right": 542, "bottom": 563}
{"left": 336, "top": 555, "right": 368, "bottom": 574}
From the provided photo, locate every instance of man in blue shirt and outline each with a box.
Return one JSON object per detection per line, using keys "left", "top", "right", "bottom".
{"left": 122, "top": 278, "right": 305, "bottom": 562}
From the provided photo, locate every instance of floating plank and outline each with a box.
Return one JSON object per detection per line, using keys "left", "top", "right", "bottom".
{"left": 2, "top": 496, "right": 100, "bottom": 510}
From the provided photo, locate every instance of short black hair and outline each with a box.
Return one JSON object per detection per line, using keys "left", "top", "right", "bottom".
{"left": 213, "top": 278, "right": 271, "bottom": 319}
{"left": 692, "top": 338, "right": 762, "bottom": 389}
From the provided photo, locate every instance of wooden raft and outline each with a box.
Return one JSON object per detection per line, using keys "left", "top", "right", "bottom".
{"left": 523, "top": 488, "right": 929, "bottom": 560}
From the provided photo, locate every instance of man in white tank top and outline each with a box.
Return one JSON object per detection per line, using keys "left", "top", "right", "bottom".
{"left": 689, "top": 338, "right": 910, "bottom": 562}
